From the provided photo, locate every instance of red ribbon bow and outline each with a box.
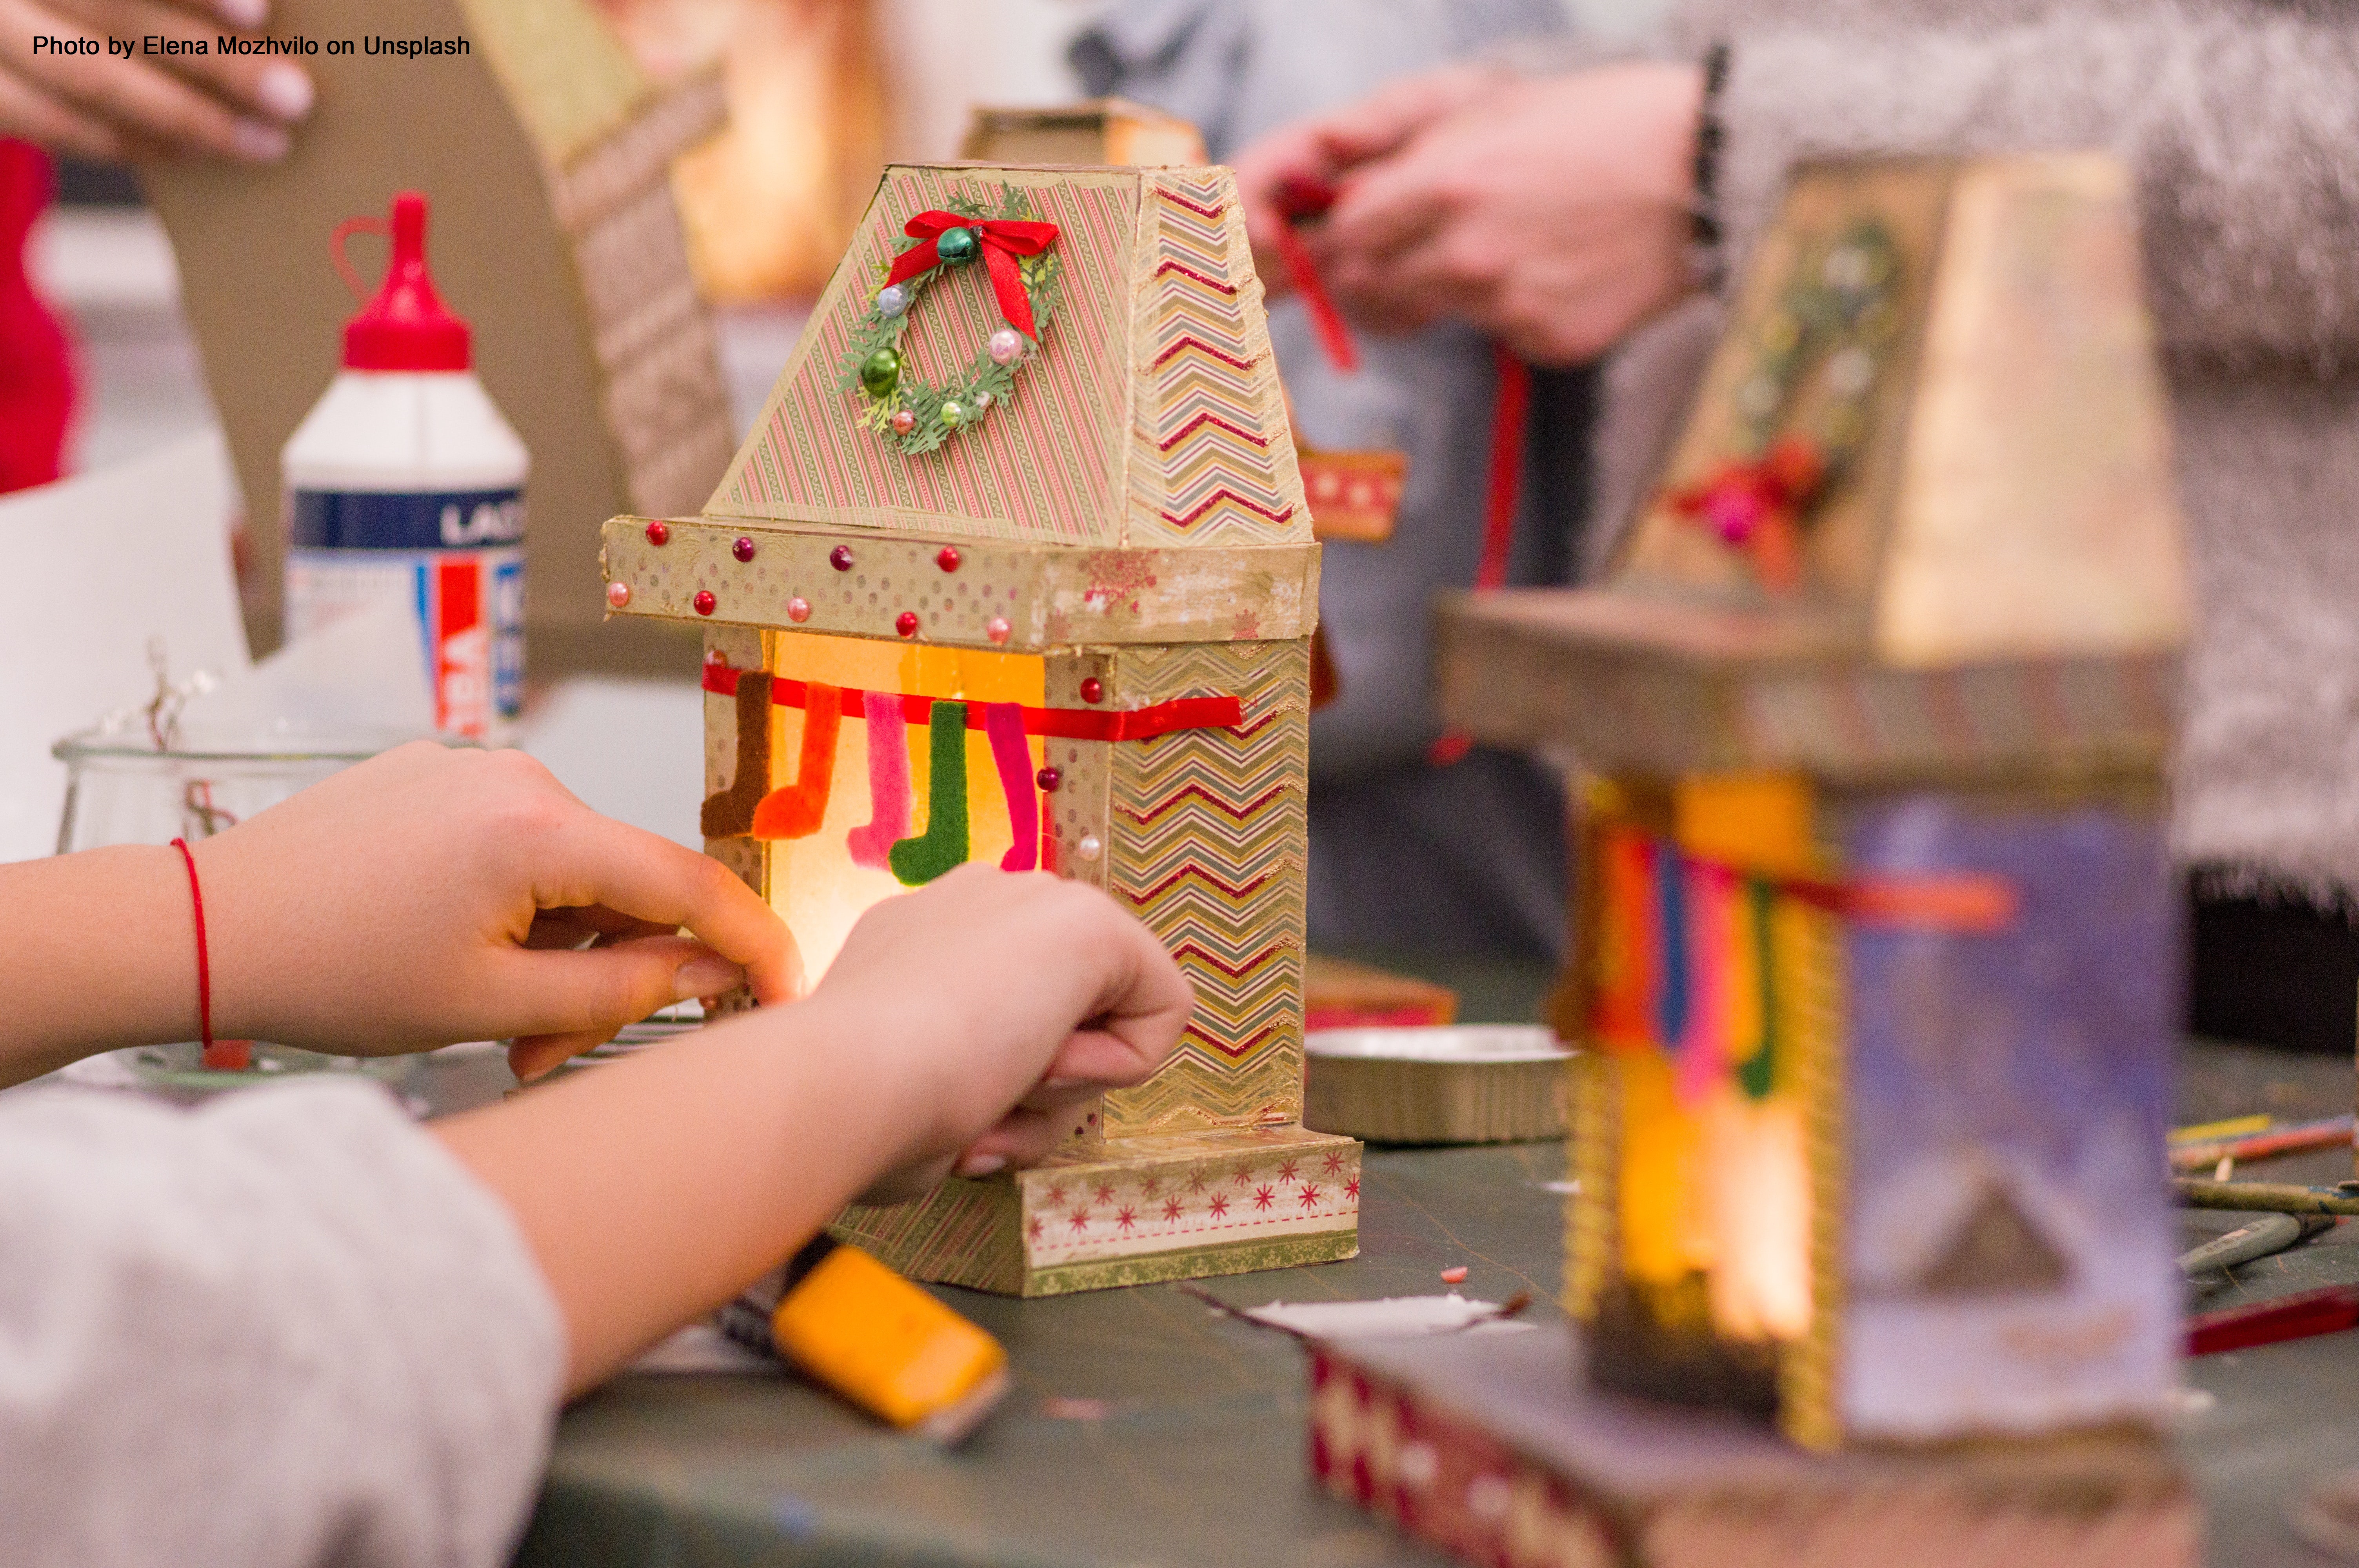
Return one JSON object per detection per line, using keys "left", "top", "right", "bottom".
{"left": 883, "top": 210, "right": 1060, "bottom": 340}
{"left": 1667, "top": 435, "right": 1826, "bottom": 591}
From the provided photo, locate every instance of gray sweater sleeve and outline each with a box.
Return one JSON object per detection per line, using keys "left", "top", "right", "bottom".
{"left": 0, "top": 1079, "right": 564, "bottom": 1568}
{"left": 1712, "top": 9, "right": 2359, "bottom": 365}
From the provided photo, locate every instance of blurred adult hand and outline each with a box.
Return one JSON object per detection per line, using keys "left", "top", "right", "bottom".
{"left": 1232, "top": 62, "right": 1510, "bottom": 295}
{"left": 0, "top": 0, "right": 312, "bottom": 162}
{"left": 1314, "top": 63, "right": 1703, "bottom": 365}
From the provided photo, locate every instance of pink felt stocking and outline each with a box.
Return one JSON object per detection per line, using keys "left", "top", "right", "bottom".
{"left": 846, "top": 690, "right": 912, "bottom": 869}
{"left": 985, "top": 702, "right": 1038, "bottom": 871}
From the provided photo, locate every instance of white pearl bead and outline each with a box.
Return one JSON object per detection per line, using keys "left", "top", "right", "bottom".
{"left": 877, "top": 285, "right": 909, "bottom": 317}
{"left": 1076, "top": 834, "right": 1103, "bottom": 863}
{"left": 988, "top": 328, "right": 1023, "bottom": 366}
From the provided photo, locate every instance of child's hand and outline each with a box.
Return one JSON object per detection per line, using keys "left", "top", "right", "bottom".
{"left": 801, "top": 864, "right": 1193, "bottom": 1198}
{"left": 433, "top": 863, "right": 1189, "bottom": 1389}
{"left": 193, "top": 742, "right": 800, "bottom": 1071}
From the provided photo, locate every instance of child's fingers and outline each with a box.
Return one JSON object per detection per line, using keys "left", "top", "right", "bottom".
{"left": 508, "top": 1031, "right": 603, "bottom": 1083}
{"left": 542, "top": 816, "right": 804, "bottom": 1004}
{"left": 1024, "top": 1030, "right": 1170, "bottom": 1099}
{"left": 955, "top": 1107, "right": 1076, "bottom": 1172}
{"left": 1074, "top": 911, "right": 1194, "bottom": 1051}
{"left": 483, "top": 933, "right": 745, "bottom": 1045}
{"left": 522, "top": 904, "right": 678, "bottom": 951}
{"left": 855, "top": 1153, "right": 957, "bottom": 1207}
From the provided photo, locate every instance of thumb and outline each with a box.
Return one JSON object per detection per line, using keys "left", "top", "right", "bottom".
{"left": 488, "top": 935, "right": 743, "bottom": 1080}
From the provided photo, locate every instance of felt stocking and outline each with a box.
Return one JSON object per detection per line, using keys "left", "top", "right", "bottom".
{"left": 846, "top": 690, "right": 912, "bottom": 869}
{"left": 751, "top": 682, "right": 842, "bottom": 839}
{"left": 984, "top": 701, "right": 1038, "bottom": 872}
{"left": 699, "top": 673, "right": 773, "bottom": 839}
{"left": 889, "top": 701, "right": 970, "bottom": 886}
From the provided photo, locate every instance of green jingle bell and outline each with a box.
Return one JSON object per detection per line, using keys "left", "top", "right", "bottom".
{"left": 935, "top": 226, "right": 980, "bottom": 266}
{"left": 859, "top": 347, "right": 901, "bottom": 398}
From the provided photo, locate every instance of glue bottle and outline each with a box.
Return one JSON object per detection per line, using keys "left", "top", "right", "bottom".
{"left": 281, "top": 191, "right": 527, "bottom": 739}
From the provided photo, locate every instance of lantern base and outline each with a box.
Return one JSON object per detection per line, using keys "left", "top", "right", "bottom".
{"left": 831, "top": 1124, "right": 1361, "bottom": 1297}
{"left": 1310, "top": 1323, "right": 2193, "bottom": 1568}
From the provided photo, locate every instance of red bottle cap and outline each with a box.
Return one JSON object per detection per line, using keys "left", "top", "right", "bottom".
{"left": 341, "top": 192, "right": 470, "bottom": 372}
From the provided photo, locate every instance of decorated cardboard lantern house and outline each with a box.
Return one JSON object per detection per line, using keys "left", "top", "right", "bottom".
{"left": 602, "top": 162, "right": 1359, "bottom": 1297}
{"left": 1313, "top": 157, "right": 2197, "bottom": 1566}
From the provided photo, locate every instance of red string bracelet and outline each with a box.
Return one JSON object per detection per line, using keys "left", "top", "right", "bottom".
{"left": 169, "top": 837, "right": 213, "bottom": 1056}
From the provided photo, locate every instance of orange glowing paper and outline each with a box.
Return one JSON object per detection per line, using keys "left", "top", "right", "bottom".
{"left": 761, "top": 631, "right": 1045, "bottom": 976}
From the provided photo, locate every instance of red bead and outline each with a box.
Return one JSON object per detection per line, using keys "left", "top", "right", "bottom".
{"left": 645, "top": 520, "right": 670, "bottom": 546}
{"left": 693, "top": 590, "right": 716, "bottom": 616}
{"left": 896, "top": 611, "right": 918, "bottom": 637}
{"left": 732, "top": 536, "right": 756, "bottom": 563}
{"left": 830, "top": 545, "right": 854, "bottom": 571}
{"left": 1036, "top": 766, "right": 1062, "bottom": 792}
{"left": 936, "top": 545, "right": 961, "bottom": 573}
{"left": 1079, "top": 677, "right": 1104, "bottom": 704}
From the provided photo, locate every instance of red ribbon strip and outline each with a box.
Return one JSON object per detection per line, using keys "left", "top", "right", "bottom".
{"left": 1428, "top": 346, "right": 1533, "bottom": 769}
{"left": 1272, "top": 177, "right": 1358, "bottom": 374}
{"left": 703, "top": 664, "right": 1241, "bottom": 743}
{"left": 883, "top": 210, "right": 1060, "bottom": 339}
{"left": 1779, "top": 870, "right": 2019, "bottom": 933}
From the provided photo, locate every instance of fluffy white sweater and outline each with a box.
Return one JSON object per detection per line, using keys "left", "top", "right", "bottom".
{"left": 0, "top": 1079, "right": 562, "bottom": 1568}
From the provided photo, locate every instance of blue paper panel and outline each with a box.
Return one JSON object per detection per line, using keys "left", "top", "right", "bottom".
{"left": 1837, "top": 789, "right": 2179, "bottom": 1442}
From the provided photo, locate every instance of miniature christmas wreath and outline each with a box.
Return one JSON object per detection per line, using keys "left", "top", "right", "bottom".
{"left": 1668, "top": 218, "right": 1899, "bottom": 590}
{"left": 840, "top": 187, "right": 1061, "bottom": 456}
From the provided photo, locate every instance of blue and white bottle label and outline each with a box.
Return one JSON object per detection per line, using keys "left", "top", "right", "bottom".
{"left": 285, "top": 487, "right": 525, "bottom": 737}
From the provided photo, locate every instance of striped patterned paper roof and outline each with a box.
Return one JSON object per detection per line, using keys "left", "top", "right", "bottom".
{"left": 705, "top": 164, "right": 1310, "bottom": 552}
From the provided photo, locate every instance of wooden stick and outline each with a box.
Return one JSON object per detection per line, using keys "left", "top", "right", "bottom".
{"left": 2174, "top": 1177, "right": 2359, "bottom": 1216}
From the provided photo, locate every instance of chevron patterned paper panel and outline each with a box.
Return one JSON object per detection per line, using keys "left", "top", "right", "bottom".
{"left": 1102, "top": 639, "right": 1310, "bottom": 1134}
{"left": 709, "top": 166, "right": 1140, "bottom": 545}
{"left": 1123, "top": 171, "right": 1308, "bottom": 549}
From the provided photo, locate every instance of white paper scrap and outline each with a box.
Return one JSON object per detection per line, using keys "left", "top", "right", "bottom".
{"left": 0, "top": 434, "right": 249, "bottom": 862}
{"left": 180, "top": 597, "right": 436, "bottom": 746}
{"left": 1242, "top": 1293, "right": 1536, "bottom": 1338}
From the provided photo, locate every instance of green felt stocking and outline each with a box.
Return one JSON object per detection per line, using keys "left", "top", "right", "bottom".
{"left": 889, "top": 700, "right": 971, "bottom": 886}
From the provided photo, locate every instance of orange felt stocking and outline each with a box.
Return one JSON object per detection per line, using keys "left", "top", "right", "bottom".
{"left": 751, "top": 682, "right": 843, "bottom": 840}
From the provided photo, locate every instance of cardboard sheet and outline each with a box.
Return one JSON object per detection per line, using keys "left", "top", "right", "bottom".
{"left": 0, "top": 435, "right": 249, "bottom": 861}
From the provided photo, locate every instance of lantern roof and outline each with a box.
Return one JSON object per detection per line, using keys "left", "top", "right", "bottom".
{"left": 1436, "top": 156, "right": 2190, "bottom": 781}
{"left": 705, "top": 163, "right": 1312, "bottom": 553}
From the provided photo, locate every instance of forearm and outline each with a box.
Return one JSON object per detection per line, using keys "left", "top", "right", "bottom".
{"left": 433, "top": 994, "right": 909, "bottom": 1395}
{"left": 0, "top": 844, "right": 200, "bottom": 1085}
{"left": 1714, "top": 13, "right": 2359, "bottom": 362}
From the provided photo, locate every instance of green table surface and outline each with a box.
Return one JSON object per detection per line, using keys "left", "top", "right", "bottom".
{"left": 510, "top": 958, "right": 2359, "bottom": 1568}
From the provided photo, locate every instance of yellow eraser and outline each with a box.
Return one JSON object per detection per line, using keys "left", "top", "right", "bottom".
{"left": 771, "top": 1244, "right": 1009, "bottom": 1440}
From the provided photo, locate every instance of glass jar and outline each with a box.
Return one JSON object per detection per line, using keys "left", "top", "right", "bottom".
{"left": 52, "top": 726, "right": 444, "bottom": 1091}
